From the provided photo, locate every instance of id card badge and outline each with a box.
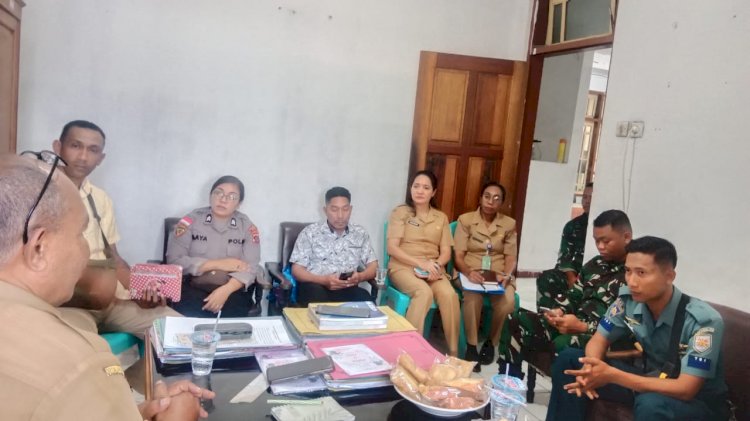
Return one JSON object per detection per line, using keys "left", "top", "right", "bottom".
{"left": 482, "top": 242, "right": 492, "bottom": 271}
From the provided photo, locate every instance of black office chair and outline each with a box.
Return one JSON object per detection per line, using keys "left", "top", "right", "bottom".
{"left": 264, "top": 221, "right": 379, "bottom": 316}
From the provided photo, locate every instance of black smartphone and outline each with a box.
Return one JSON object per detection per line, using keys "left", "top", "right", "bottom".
{"left": 266, "top": 356, "right": 334, "bottom": 384}
{"left": 339, "top": 272, "right": 353, "bottom": 280}
{"left": 194, "top": 322, "right": 253, "bottom": 340}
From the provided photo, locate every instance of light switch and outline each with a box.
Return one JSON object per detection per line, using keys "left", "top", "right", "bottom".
{"left": 616, "top": 122, "right": 630, "bottom": 137}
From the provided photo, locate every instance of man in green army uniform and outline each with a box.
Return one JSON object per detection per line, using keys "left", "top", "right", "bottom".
{"left": 513, "top": 210, "right": 632, "bottom": 359}
{"left": 537, "top": 183, "right": 593, "bottom": 311}
{"left": 546, "top": 236, "right": 729, "bottom": 421}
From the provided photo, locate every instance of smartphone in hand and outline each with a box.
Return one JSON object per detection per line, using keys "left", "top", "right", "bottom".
{"left": 339, "top": 272, "right": 353, "bottom": 280}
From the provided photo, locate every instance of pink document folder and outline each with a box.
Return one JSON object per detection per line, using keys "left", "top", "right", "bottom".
{"left": 306, "top": 331, "right": 444, "bottom": 380}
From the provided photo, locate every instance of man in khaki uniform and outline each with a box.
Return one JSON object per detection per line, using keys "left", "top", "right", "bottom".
{"left": 52, "top": 120, "right": 179, "bottom": 337}
{"left": 454, "top": 181, "right": 518, "bottom": 369}
{"left": 387, "top": 202, "right": 460, "bottom": 356}
{"left": 0, "top": 153, "right": 211, "bottom": 420}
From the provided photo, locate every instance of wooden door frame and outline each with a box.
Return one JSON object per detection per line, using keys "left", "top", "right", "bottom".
{"left": 513, "top": 0, "right": 615, "bottom": 243}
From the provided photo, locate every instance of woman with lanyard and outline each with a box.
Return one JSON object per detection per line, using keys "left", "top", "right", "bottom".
{"left": 454, "top": 181, "right": 517, "bottom": 370}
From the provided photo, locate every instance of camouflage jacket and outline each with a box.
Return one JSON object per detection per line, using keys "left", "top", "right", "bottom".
{"left": 555, "top": 255, "right": 625, "bottom": 333}
{"left": 556, "top": 212, "right": 588, "bottom": 273}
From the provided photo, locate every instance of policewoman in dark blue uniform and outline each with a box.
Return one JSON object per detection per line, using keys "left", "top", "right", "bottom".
{"left": 546, "top": 236, "right": 728, "bottom": 421}
{"left": 167, "top": 175, "right": 262, "bottom": 318}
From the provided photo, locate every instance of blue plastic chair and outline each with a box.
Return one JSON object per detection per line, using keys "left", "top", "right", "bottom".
{"left": 379, "top": 222, "right": 439, "bottom": 338}
{"left": 101, "top": 332, "right": 144, "bottom": 357}
{"left": 451, "top": 220, "right": 521, "bottom": 360}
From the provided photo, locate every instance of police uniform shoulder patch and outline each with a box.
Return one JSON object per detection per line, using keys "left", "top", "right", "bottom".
{"left": 249, "top": 224, "right": 260, "bottom": 243}
{"left": 600, "top": 317, "right": 614, "bottom": 332}
{"left": 609, "top": 297, "right": 625, "bottom": 317}
{"left": 692, "top": 331, "right": 712, "bottom": 354}
{"left": 175, "top": 216, "right": 193, "bottom": 237}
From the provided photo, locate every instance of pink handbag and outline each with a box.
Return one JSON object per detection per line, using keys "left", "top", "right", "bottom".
{"left": 129, "top": 263, "right": 182, "bottom": 302}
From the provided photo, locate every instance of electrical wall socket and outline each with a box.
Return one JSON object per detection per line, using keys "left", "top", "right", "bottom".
{"left": 616, "top": 121, "right": 630, "bottom": 137}
{"left": 629, "top": 121, "right": 644, "bottom": 138}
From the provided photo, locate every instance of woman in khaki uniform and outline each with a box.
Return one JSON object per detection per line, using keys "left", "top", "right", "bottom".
{"left": 454, "top": 182, "right": 517, "bottom": 369}
{"left": 387, "top": 170, "right": 460, "bottom": 356}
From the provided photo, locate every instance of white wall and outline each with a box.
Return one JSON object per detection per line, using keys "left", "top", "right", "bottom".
{"left": 519, "top": 51, "right": 593, "bottom": 270}
{"left": 532, "top": 53, "right": 587, "bottom": 162}
{"left": 18, "top": 0, "right": 532, "bottom": 265}
{"left": 587, "top": 0, "right": 750, "bottom": 309}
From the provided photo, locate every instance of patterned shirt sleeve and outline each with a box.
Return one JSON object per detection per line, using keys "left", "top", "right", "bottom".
{"left": 289, "top": 227, "right": 312, "bottom": 268}
{"left": 359, "top": 229, "right": 378, "bottom": 265}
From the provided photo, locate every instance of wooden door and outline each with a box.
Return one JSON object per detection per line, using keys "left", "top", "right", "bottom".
{"left": 0, "top": 0, "right": 23, "bottom": 154}
{"left": 409, "top": 52, "right": 527, "bottom": 221}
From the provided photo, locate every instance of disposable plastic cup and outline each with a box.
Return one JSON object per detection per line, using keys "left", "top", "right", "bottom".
{"left": 191, "top": 330, "right": 221, "bottom": 376}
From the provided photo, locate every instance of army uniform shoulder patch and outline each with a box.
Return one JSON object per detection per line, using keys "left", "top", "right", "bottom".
{"left": 609, "top": 297, "right": 625, "bottom": 318}
{"left": 692, "top": 332, "right": 712, "bottom": 354}
{"left": 175, "top": 216, "right": 193, "bottom": 238}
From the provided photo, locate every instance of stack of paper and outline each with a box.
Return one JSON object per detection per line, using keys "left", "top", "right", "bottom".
{"left": 283, "top": 305, "right": 416, "bottom": 341}
{"left": 150, "top": 316, "right": 299, "bottom": 365}
{"left": 307, "top": 302, "right": 388, "bottom": 330}
{"left": 305, "top": 331, "right": 443, "bottom": 390}
{"left": 255, "top": 349, "right": 327, "bottom": 395}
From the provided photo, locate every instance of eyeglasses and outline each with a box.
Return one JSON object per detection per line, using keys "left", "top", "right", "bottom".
{"left": 211, "top": 189, "right": 240, "bottom": 202}
{"left": 482, "top": 193, "right": 503, "bottom": 203}
{"left": 19, "top": 150, "right": 67, "bottom": 244}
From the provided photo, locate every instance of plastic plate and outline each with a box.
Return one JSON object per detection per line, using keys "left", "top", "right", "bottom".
{"left": 394, "top": 385, "right": 489, "bottom": 418}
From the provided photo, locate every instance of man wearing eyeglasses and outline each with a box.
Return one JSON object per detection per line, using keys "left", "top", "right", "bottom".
{"left": 0, "top": 154, "right": 213, "bottom": 420}
{"left": 52, "top": 120, "right": 179, "bottom": 338}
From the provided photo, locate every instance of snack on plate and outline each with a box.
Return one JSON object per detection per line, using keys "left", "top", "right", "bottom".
{"left": 397, "top": 353, "right": 429, "bottom": 384}
{"left": 443, "top": 377, "right": 485, "bottom": 401}
{"left": 390, "top": 366, "right": 421, "bottom": 401}
{"left": 392, "top": 352, "right": 489, "bottom": 410}
{"left": 426, "top": 363, "right": 458, "bottom": 385}
{"left": 441, "top": 396, "right": 477, "bottom": 409}
{"left": 443, "top": 356, "right": 476, "bottom": 378}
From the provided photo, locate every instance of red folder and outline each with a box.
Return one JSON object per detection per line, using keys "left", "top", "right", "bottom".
{"left": 306, "top": 331, "right": 443, "bottom": 380}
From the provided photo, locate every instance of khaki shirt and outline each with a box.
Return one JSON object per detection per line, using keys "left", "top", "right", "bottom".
{"left": 80, "top": 178, "right": 121, "bottom": 260}
{"left": 166, "top": 207, "right": 261, "bottom": 288}
{"left": 454, "top": 208, "right": 517, "bottom": 272}
{"left": 387, "top": 205, "right": 452, "bottom": 270}
{"left": 0, "top": 281, "right": 142, "bottom": 421}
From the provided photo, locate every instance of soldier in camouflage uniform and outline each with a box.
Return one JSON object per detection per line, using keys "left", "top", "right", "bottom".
{"left": 513, "top": 210, "right": 632, "bottom": 360}
{"left": 536, "top": 184, "right": 593, "bottom": 311}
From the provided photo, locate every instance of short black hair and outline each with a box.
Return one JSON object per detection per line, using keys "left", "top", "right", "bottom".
{"left": 60, "top": 120, "right": 106, "bottom": 144}
{"left": 325, "top": 186, "right": 351, "bottom": 203}
{"left": 480, "top": 181, "right": 507, "bottom": 203}
{"left": 211, "top": 175, "right": 245, "bottom": 202}
{"left": 406, "top": 170, "right": 438, "bottom": 208}
{"left": 626, "top": 236, "right": 677, "bottom": 269}
{"left": 593, "top": 209, "right": 632, "bottom": 233}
